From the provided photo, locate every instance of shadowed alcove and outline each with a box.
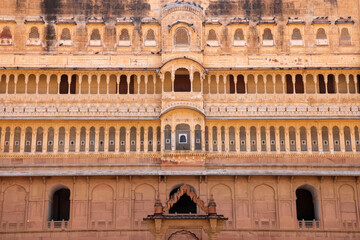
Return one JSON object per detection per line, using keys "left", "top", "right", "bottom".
{"left": 174, "top": 68, "right": 190, "bottom": 92}
{"left": 169, "top": 186, "right": 197, "bottom": 214}
{"left": 49, "top": 188, "right": 70, "bottom": 221}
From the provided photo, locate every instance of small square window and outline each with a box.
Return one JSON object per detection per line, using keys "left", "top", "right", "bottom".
{"left": 221, "top": 140, "right": 225, "bottom": 145}
{"left": 99, "top": 140, "right": 104, "bottom": 145}
{"left": 90, "top": 140, "right": 94, "bottom": 145}
{"left": 280, "top": 140, "right": 285, "bottom": 145}
{"left": 323, "top": 140, "right": 328, "bottom": 145}
{"left": 213, "top": 140, "right": 217, "bottom": 145}
{"left": 26, "top": 141, "right": 31, "bottom": 146}
{"left": 346, "top": 140, "right": 351, "bottom": 145}
{"left": 270, "top": 140, "right": 275, "bottom": 145}
{"left": 230, "top": 140, "right": 234, "bottom": 145}
{"left": 140, "top": 141, "right": 144, "bottom": 145}
{"left": 166, "top": 139, "right": 170, "bottom": 144}
{"left": 110, "top": 140, "right": 114, "bottom": 145}
{"left": 81, "top": 141, "right": 85, "bottom": 145}
{"left": 241, "top": 140, "right": 246, "bottom": 145}
{"left": 157, "top": 141, "right": 161, "bottom": 145}
{"left": 59, "top": 140, "right": 64, "bottom": 145}
{"left": 290, "top": 140, "right": 295, "bottom": 145}
{"left": 356, "top": 140, "right": 359, "bottom": 145}
{"left": 37, "top": 141, "right": 42, "bottom": 146}
{"left": 205, "top": 140, "right": 209, "bottom": 144}
{"left": 121, "top": 141, "right": 125, "bottom": 145}
{"left": 70, "top": 140, "right": 75, "bottom": 145}
{"left": 334, "top": 140, "right": 339, "bottom": 145}
{"left": 313, "top": 140, "right": 317, "bottom": 145}
{"left": 148, "top": 140, "right": 152, "bottom": 145}
{"left": 15, "top": 141, "right": 19, "bottom": 146}
{"left": 196, "top": 139, "right": 201, "bottom": 144}
{"left": 131, "top": 140, "right": 135, "bottom": 145}
{"left": 251, "top": 140, "right": 256, "bottom": 145}
{"left": 261, "top": 140, "right": 266, "bottom": 145}
{"left": 301, "top": 140, "right": 306, "bottom": 145}
{"left": 5, "top": 141, "right": 9, "bottom": 146}
{"left": 48, "top": 141, "right": 53, "bottom": 145}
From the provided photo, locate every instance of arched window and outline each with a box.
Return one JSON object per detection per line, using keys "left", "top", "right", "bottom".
{"left": 174, "top": 27, "right": 189, "bottom": 46}
{"left": 174, "top": 68, "right": 190, "bottom": 92}
{"left": 29, "top": 27, "right": 40, "bottom": 39}
{"left": 28, "top": 27, "right": 41, "bottom": 45}
{"left": 144, "top": 29, "right": 156, "bottom": 46}
{"left": 316, "top": 28, "right": 328, "bottom": 46}
{"left": 59, "top": 75, "right": 68, "bottom": 94}
{"left": 90, "top": 29, "right": 101, "bottom": 46}
{"left": 262, "top": 28, "right": 274, "bottom": 46}
{"left": 0, "top": 26, "right": 12, "bottom": 45}
{"left": 169, "top": 186, "right": 197, "bottom": 214}
{"left": 119, "top": 29, "right": 131, "bottom": 46}
{"left": 207, "top": 29, "right": 219, "bottom": 46}
{"left": 164, "top": 125, "right": 171, "bottom": 150}
{"left": 233, "top": 28, "right": 247, "bottom": 45}
{"left": 49, "top": 187, "right": 70, "bottom": 222}
{"left": 291, "top": 28, "right": 303, "bottom": 46}
{"left": 120, "top": 29, "right": 130, "bottom": 41}
{"left": 60, "top": 28, "right": 71, "bottom": 41}
{"left": 176, "top": 124, "right": 190, "bottom": 150}
{"left": 207, "top": 29, "right": 218, "bottom": 41}
{"left": 295, "top": 75, "right": 304, "bottom": 93}
{"left": 195, "top": 125, "right": 201, "bottom": 150}
{"left": 296, "top": 185, "right": 320, "bottom": 224}
{"left": 339, "top": 28, "right": 351, "bottom": 46}
{"left": 59, "top": 28, "right": 72, "bottom": 46}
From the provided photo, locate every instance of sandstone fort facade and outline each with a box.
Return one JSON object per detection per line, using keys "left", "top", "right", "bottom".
{"left": 0, "top": 0, "right": 359, "bottom": 239}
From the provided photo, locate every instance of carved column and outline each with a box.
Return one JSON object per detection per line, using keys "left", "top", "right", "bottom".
{"left": 296, "top": 127, "right": 301, "bottom": 152}
{"left": 85, "top": 128, "right": 90, "bottom": 153}
{"left": 64, "top": 128, "right": 70, "bottom": 153}
{"left": 275, "top": 126, "right": 280, "bottom": 152}
{"left": 171, "top": 130, "right": 175, "bottom": 151}
{"left": 31, "top": 129, "right": 36, "bottom": 153}
{"left": 126, "top": 128, "right": 130, "bottom": 152}
{"left": 104, "top": 127, "right": 109, "bottom": 152}
{"left": 115, "top": 127, "right": 120, "bottom": 152}
{"left": 54, "top": 127, "right": 59, "bottom": 153}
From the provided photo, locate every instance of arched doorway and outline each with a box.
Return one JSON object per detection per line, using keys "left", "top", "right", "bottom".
{"left": 169, "top": 186, "right": 197, "bottom": 214}
{"left": 168, "top": 230, "right": 199, "bottom": 240}
{"left": 296, "top": 185, "right": 320, "bottom": 221}
{"left": 174, "top": 68, "right": 190, "bottom": 92}
{"left": 50, "top": 188, "right": 70, "bottom": 221}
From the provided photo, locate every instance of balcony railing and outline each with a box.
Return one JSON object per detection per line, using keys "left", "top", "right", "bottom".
{"left": 298, "top": 219, "right": 320, "bottom": 229}
{"left": 47, "top": 220, "right": 69, "bottom": 230}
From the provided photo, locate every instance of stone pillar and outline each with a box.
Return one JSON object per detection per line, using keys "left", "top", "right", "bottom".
{"left": 144, "top": 128, "right": 148, "bottom": 152}
{"left": 85, "top": 129, "right": 90, "bottom": 153}
{"left": 75, "top": 129, "right": 80, "bottom": 152}
{"left": 275, "top": 126, "right": 280, "bottom": 152}
{"left": 9, "top": 127, "right": 14, "bottom": 153}
{"left": 285, "top": 128, "right": 290, "bottom": 152}
{"left": 208, "top": 126, "right": 213, "bottom": 152}
{"left": 224, "top": 126, "right": 229, "bottom": 152}
{"left": 339, "top": 128, "right": 345, "bottom": 153}
{"left": 64, "top": 128, "right": 70, "bottom": 153}
{"left": 351, "top": 127, "right": 356, "bottom": 153}
{"left": 246, "top": 126, "right": 251, "bottom": 152}
{"left": 35, "top": 74, "right": 39, "bottom": 94}
{"left": 171, "top": 130, "right": 175, "bottom": 151}
{"left": 104, "top": 127, "right": 109, "bottom": 152}
{"left": 191, "top": 129, "right": 195, "bottom": 151}
{"left": 235, "top": 127, "right": 240, "bottom": 152}
{"left": 307, "top": 128, "right": 312, "bottom": 153}
{"left": 94, "top": 128, "right": 99, "bottom": 152}
{"left": 256, "top": 127, "right": 261, "bottom": 152}
{"left": 126, "top": 128, "right": 130, "bottom": 152}
{"left": 115, "top": 128, "right": 120, "bottom": 152}
{"left": 296, "top": 127, "right": 301, "bottom": 152}
{"left": 24, "top": 74, "right": 29, "bottom": 95}
{"left": 266, "top": 127, "right": 271, "bottom": 152}
{"left": 54, "top": 128, "right": 59, "bottom": 153}
{"left": 31, "top": 130, "right": 36, "bottom": 153}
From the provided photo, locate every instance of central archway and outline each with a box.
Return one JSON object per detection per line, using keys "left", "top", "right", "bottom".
{"left": 174, "top": 68, "right": 190, "bottom": 92}
{"left": 169, "top": 186, "right": 197, "bottom": 214}
{"left": 168, "top": 230, "right": 199, "bottom": 240}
